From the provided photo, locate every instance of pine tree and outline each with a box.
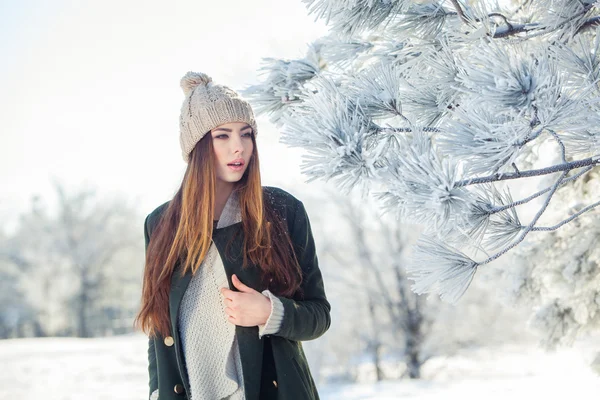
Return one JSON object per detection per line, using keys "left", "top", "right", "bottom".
{"left": 244, "top": 0, "right": 600, "bottom": 345}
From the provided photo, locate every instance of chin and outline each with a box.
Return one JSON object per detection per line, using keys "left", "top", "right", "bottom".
{"left": 217, "top": 167, "right": 250, "bottom": 184}
{"left": 219, "top": 174, "right": 244, "bottom": 183}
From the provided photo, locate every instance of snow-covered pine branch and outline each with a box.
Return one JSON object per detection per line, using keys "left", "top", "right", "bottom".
{"left": 246, "top": 0, "right": 600, "bottom": 345}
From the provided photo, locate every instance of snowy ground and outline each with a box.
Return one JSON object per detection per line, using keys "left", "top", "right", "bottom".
{"left": 0, "top": 334, "right": 598, "bottom": 400}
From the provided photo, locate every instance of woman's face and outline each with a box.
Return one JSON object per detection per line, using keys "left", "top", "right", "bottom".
{"left": 210, "top": 122, "right": 254, "bottom": 185}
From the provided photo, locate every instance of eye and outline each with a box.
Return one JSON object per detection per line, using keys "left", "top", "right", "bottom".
{"left": 242, "top": 131, "right": 253, "bottom": 138}
{"left": 214, "top": 134, "right": 228, "bottom": 139}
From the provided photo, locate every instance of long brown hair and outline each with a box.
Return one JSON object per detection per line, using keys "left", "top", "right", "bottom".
{"left": 134, "top": 132, "right": 302, "bottom": 338}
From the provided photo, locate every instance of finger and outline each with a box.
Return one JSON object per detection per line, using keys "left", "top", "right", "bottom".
{"left": 221, "top": 288, "right": 236, "bottom": 299}
{"left": 232, "top": 274, "right": 255, "bottom": 293}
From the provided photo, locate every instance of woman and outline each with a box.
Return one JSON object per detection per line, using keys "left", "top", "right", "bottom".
{"left": 134, "top": 71, "right": 331, "bottom": 400}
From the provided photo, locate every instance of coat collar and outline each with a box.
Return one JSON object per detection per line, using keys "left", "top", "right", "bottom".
{"left": 216, "top": 188, "right": 242, "bottom": 229}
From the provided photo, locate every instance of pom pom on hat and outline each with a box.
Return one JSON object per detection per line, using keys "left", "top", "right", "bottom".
{"left": 180, "top": 71, "right": 213, "bottom": 96}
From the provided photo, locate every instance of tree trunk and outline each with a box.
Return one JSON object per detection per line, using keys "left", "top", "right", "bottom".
{"left": 367, "top": 293, "right": 385, "bottom": 381}
{"left": 373, "top": 341, "right": 384, "bottom": 381}
{"left": 405, "top": 345, "right": 421, "bottom": 379}
{"left": 77, "top": 268, "right": 90, "bottom": 338}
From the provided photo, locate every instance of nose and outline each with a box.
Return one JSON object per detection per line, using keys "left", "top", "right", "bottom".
{"left": 231, "top": 134, "right": 244, "bottom": 154}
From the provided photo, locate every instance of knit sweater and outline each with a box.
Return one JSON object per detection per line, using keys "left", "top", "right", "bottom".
{"left": 149, "top": 189, "right": 285, "bottom": 400}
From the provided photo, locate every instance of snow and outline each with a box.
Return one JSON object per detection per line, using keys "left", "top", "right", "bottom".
{"left": 0, "top": 335, "right": 598, "bottom": 400}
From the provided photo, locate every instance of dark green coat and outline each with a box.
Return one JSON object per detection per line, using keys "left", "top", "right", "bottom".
{"left": 144, "top": 187, "right": 331, "bottom": 400}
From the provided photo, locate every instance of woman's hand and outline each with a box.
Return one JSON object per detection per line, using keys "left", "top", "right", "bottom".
{"left": 220, "top": 274, "right": 271, "bottom": 327}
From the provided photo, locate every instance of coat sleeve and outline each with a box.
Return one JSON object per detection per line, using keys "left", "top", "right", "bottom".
{"left": 271, "top": 200, "right": 331, "bottom": 342}
{"left": 144, "top": 214, "right": 159, "bottom": 398}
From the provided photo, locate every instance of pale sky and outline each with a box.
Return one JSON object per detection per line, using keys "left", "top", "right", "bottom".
{"left": 0, "top": 0, "right": 329, "bottom": 223}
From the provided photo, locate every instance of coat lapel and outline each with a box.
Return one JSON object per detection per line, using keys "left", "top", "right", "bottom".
{"left": 168, "top": 260, "right": 193, "bottom": 393}
{"left": 168, "top": 187, "right": 244, "bottom": 332}
{"left": 167, "top": 188, "right": 265, "bottom": 400}
{"left": 213, "top": 224, "right": 264, "bottom": 400}
{"left": 169, "top": 262, "right": 193, "bottom": 331}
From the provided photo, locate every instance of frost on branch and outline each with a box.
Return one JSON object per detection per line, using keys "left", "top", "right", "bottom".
{"left": 376, "top": 131, "right": 476, "bottom": 236}
{"left": 439, "top": 105, "right": 533, "bottom": 176}
{"left": 249, "top": 0, "right": 600, "bottom": 345}
{"left": 280, "top": 77, "right": 382, "bottom": 190}
{"left": 408, "top": 234, "right": 478, "bottom": 304}
{"left": 242, "top": 44, "right": 323, "bottom": 126}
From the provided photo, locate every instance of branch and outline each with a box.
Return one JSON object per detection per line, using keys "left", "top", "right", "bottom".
{"left": 489, "top": 12, "right": 513, "bottom": 30}
{"left": 492, "top": 22, "right": 538, "bottom": 38}
{"left": 532, "top": 199, "right": 600, "bottom": 231}
{"left": 490, "top": 166, "right": 593, "bottom": 213}
{"left": 490, "top": 3, "right": 595, "bottom": 39}
{"left": 576, "top": 16, "right": 600, "bottom": 34}
{"left": 377, "top": 126, "right": 441, "bottom": 134}
{"left": 487, "top": 130, "right": 584, "bottom": 213}
{"left": 449, "top": 0, "right": 468, "bottom": 24}
{"left": 548, "top": 129, "right": 567, "bottom": 163}
{"left": 479, "top": 171, "right": 568, "bottom": 265}
{"left": 493, "top": 130, "right": 598, "bottom": 233}
{"left": 455, "top": 156, "right": 600, "bottom": 187}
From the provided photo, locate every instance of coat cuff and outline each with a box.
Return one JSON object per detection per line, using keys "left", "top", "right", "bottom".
{"left": 258, "top": 289, "right": 285, "bottom": 338}
{"left": 150, "top": 388, "right": 159, "bottom": 400}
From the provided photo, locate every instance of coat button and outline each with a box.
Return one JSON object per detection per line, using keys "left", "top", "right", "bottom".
{"left": 164, "top": 336, "right": 174, "bottom": 346}
{"left": 272, "top": 380, "right": 278, "bottom": 388}
{"left": 173, "top": 384, "right": 185, "bottom": 395}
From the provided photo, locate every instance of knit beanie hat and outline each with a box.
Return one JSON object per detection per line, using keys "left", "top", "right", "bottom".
{"left": 179, "top": 71, "right": 258, "bottom": 163}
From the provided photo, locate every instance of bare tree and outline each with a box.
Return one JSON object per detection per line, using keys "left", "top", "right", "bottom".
{"left": 0, "top": 241, "right": 35, "bottom": 338}
{"left": 4, "top": 181, "right": 143, "bottom": 337}
{"left": 320, "top": 191, "right": 434, "bottom": 379}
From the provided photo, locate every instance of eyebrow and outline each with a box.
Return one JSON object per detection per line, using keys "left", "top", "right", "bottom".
{"left": 212, "top": 125, "right": 252, "bottom": 133}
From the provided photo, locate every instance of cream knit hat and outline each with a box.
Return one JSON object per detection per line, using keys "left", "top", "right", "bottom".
{"left": 178, "top": 71, "right": 258, "bottom": 163}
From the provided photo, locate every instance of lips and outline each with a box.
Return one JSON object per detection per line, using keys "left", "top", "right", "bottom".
{"left": 227, "top": 158, "right": 246, "bottom": 172}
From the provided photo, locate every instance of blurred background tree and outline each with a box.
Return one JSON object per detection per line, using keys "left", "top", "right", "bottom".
{"left": 301, "top": 188, "right": 532, "bottom": 383}
{"left": 0, "top": 180, "right": 143, "bottom": 338}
